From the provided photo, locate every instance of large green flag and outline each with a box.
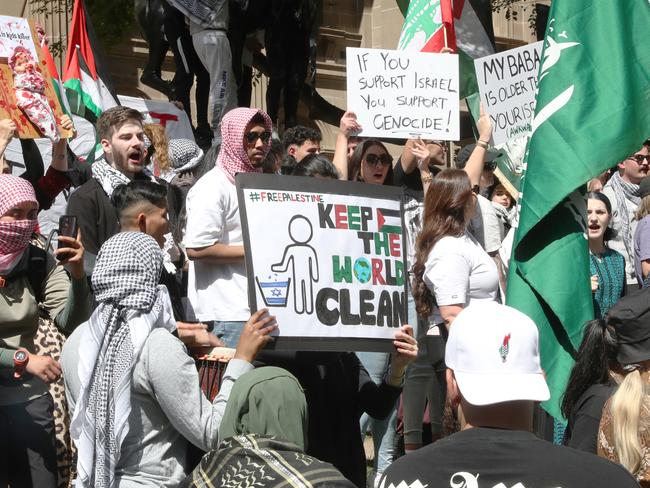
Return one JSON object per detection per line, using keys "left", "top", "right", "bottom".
{"left": 506, "top": 0, "right": 650, "bottom": 420}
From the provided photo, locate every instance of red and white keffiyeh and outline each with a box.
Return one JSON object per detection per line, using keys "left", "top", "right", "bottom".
{"left": 0, "top": 175, "right": 38, "bottom": 273}
{"left": 216, "top": 107, "right": 272, "bottom": 183}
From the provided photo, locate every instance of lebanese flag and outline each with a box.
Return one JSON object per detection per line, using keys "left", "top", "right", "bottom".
{"left": 398, "top": 0, "right": 495, "bottom": 99}
{"left": 398, "top": 0, "right": 456, "bottom": 53}
{"left": 63, "top": 0, "right": 118, "bottom": 124}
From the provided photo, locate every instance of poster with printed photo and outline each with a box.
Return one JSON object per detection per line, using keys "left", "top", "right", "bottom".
{"left": 237, "top": 174, "right": 407, "bottom": 352}
{"left": 0, "top": 16, "right": 71, "bottom": 140}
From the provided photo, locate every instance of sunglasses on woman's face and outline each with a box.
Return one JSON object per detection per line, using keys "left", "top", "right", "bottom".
{"left": 245, "top": 130, "right": 272, "bottom": 144}
{"left": 365, "top": 153, "right": 393, "bottom": 166}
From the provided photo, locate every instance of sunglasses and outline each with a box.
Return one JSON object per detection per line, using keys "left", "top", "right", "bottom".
{"left": 365, "top": 153, "right": 393, "bottom": 166}
{"left": 483, "top": 161, "right": 497, "bottom": 171}
{"left": 627, "top": 154, "right": 650, "bottom": 165}
{"left": 245, "top": 131, "right": 271, "bottom": 144}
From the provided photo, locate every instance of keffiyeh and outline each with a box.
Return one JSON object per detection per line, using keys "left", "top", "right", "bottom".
{"left": 70, "top": 232, "right": 176, "bottom": 488}
{"left": 0, "top": 175, "right": 38, "bottom": 273}
{"left": 607, "top": 171, "right": 640, "bottom": 262}
{"left": 160, "top": 138, "right": 204, "bottom": 182}
{"left": 216, "top": 107, "right": 272, "bottom": 183}
{"left": 92, "top": 158, "right": 154, "bottom": 197}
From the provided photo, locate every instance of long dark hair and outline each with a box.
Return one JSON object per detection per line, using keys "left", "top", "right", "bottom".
{"left": 587, "top": 191, "right": 614, "bottom": 241}
{"left": 347, "top": 139, "right": 393, "bottom": 185}
{"left": 412, "top": 169, "right": 475, "bottom": 318}
{"left": 561, "top": 319, "right": 618, "bottom": 421}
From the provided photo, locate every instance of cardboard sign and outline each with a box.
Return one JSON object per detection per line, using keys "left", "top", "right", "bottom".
{"left": 237, "top": 174, "right": 407, "bottom": 351}
{"left": 0, "top": 16, "right": 72, "bottom": 140}
{"left": 346, "top": 47, "right": 459, "bottom": 141}
{"left": 475, "top": 41, "right": 543, "bottom": 146}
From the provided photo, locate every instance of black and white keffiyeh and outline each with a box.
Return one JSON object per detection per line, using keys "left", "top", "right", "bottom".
{"left": 92, "top": 159, "right": 131, "bottom": 197}
{"left": 70, "top": 232, "right": 176, "bottom": 488}
{"left": 160, "top": 139, "right": 204, "bottom": 182}
{"left": 607, "top": 171, "right": 641, "bottom": 261}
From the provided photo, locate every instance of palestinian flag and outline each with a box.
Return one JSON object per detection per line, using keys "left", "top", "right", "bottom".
{"left": 63, "top": 0, "right": 118, "bottom": 125}
{"left": 397, "top": 0, "right": 495, "bottom": 99}
{"left": 40, "top": 39, "right": 71, "bottom": 116}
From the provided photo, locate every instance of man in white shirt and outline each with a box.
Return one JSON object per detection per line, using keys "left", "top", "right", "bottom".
{"left": 602, "top": 140, "right": 650, "bottom": 291}
{"left": 184, "top": 107, "right": 273, "bottom": 346}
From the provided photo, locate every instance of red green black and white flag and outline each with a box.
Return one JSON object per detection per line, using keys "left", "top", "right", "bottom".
{"left": 63, "top": 0, "right": 118, "bottom": 125}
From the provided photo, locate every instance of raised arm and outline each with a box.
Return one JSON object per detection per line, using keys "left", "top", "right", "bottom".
{"left": 463, "top": 104, "right": 493, "bottom": 188}
{"left": 332, "top": 111, "right": 361, "bottom": 181}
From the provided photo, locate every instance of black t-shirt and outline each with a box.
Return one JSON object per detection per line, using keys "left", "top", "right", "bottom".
{"left": 565, "top": 383, "right": 617, "bottom": 454}
{"left": 381, "top": 427, "right": 638, "bottom": 488}
{"left": 392, "top": 158, "right": 423, "bottom": 191}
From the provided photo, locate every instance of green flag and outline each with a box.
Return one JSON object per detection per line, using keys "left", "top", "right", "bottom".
{"left": 506, "top": 0, "right": 650, "bottom": 420}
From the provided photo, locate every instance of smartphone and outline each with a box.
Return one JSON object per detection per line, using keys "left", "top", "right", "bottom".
{"left": 57, "top": 215, "right": 78, "bottom": 261}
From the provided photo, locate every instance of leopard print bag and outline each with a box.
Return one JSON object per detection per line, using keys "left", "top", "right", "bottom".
{"left": 34, "top": 316, "right": 76, "bottom": 488}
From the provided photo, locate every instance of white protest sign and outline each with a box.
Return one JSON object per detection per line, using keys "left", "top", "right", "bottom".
{"left": 474, "top": 41, "right": 543, "bottom": 146}
{"left": 346, "top": 47, "right": 459, "bottom": 140}
{"left": 237, "top": 174, "right": 407, "bottom": 351}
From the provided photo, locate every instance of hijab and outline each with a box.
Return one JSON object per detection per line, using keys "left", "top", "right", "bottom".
{"left": 70, "top": 232, "right": 176, "bottom": 488}
{"left": 0, "top": 175, "right": 38, "bottom": 273}
{"left": 216, "top": 107, "right": 272, "bottom": 183}
{"left": 219, "top": 366, "right": 308, "bottom": 450}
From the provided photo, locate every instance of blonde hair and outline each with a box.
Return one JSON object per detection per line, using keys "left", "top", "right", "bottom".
{"left": 143, "top": 124, "right": 170, "bottom": 173}
{"left": 609, "top": 369, "right": 650, "bottom": 476}
{"left": 635, "top": 195, "right": 650, "bottom": 221}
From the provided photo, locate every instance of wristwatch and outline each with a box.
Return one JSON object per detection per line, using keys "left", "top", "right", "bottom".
{"left": 13, "top": 349, "right": 29, "bottom": 379}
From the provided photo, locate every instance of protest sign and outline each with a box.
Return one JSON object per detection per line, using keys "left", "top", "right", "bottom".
{"left": 237, "top": 174, "right": 407, "bottom": 351}
{"left": 346, "top": 47, "right": 459, "bottom": 141}
{"left": 474, "top": 41, "right": 543, "bottom": 146}
{"left": 0, "top": 16, "right": 72, "bottom": 140}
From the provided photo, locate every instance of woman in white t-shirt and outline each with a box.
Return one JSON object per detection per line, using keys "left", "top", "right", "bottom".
{"left": 412, "top": 168, "right": 499, "bottom": 329}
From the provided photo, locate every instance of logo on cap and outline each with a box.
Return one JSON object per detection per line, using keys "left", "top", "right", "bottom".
{"left": 499, "top": 333, "right": 511, "bottom": 362}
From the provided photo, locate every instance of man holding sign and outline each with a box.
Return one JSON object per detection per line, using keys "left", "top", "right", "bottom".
{"left": 184, "top": 107, "right": 273, "bottom": 347}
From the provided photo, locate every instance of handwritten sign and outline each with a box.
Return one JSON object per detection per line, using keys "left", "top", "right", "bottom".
{"left": 475, "top": 41, "right": 543, "bottom": 146}
{"left": 346, "top": 47, "right": 459, "bottom": 141}
{"left": 237, "top": 174, "right": 407, "bottom": 352}
{"left": 0, "top": 16, "right": 72, "bottom": 140}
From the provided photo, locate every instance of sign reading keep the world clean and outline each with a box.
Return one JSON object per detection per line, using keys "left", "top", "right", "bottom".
{"left": 237, "top": 174, "right": 407, "bottom": 352}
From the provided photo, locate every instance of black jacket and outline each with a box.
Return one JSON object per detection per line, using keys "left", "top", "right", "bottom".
{"left": 255, "top": 351, "right": 402, "bottom": 488}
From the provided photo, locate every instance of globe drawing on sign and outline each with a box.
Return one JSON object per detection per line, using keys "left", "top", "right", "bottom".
{"left": 353, "top": 258, "right": 371, "bottom": 283}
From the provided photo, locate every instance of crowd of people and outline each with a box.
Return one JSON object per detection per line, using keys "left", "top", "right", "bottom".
{"left": 1, "top": 22, "right": 650, "bottom": 487}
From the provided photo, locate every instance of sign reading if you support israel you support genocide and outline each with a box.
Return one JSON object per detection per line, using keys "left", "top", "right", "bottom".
{"left": 346, "top": 47, "right": 460, "bottom": 140}
{"left": 474, "top": 41, "right": 543, "bottom": 146}
{"left": 237, "top": 174, "right": 407, "bottom": 352}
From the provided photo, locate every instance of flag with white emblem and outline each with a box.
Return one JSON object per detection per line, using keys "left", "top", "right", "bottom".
{"left": 506, "top": 0, "right": 650, "bottom": 420}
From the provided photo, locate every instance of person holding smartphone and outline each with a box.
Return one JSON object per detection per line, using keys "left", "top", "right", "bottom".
{"left": 0, "top": 174, "right": 91, "bottom": 487}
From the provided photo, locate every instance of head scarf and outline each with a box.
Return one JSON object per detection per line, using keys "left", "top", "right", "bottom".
{"left": 169, "top": 138, "right": 204, "bottom": 173}
{"left": 0, "top": 175, "right": 38, "bottom": 273}
{"left": 216, "top": 107, "right": 272, "bottom": 183}
{"left": 607, "top": 171, "right": 641, "bottom": 263}
{"left": 219, "top": 367, "right": 308, "bottom": 450}
{"left": 70, "top": 232, "right": 176, "bottom": 488}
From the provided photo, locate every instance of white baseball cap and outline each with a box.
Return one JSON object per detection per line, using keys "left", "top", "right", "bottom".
{"left": 445, "top": 301, "right": 550, "bottom": 406}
